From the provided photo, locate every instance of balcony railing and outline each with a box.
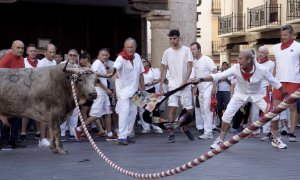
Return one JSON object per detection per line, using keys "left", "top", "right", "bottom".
{"left": 287, "top": 0, "right": 300, "bottom": 21}
{"left": 218, "top": 13, "right": 245, "bottom": 35}
{"left": 212, "top": 41, "right": 220, "bottom": 55}
{"left": 212, "top": 0, "right": 221, "bottom": 14}
{"left": 247, "top": 3, "right": 281, "bottom": 29}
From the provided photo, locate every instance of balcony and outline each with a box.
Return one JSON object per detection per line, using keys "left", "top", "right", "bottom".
{"left": 287, "top": 0, "right": 300, "bottom": 23}
{"left": 218, "top": 13, "right": 246, "bottom": 38}
{"left": 212, "top": 41, "right": 221, "bottom": 55}
{"left": 128, "top": 0, "right": 168, "bottom": 12}
{"left": 212, "top": 0, "right": 221, "bottom": 14}
{"left": 247, "top": 3, "right": 281, "bottom": 32}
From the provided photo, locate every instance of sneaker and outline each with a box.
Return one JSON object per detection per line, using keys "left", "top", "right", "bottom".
{"left": 38, "top": 138, "right": 50, "bottom": 147}
{"left": 210, "top": 136, "right": 223, "bottom": 149}
{"left": 116, "top": 139, "right": 128, "bottom": 145}
{"left": 288, "top": 133, "right": 298, "bottom": 142}
{"left": 106, "top": 134, "right": 118, "bottom": 141}
{"left": 154, "top": 129, "right": 163, "bottom": 134}
{"left": 35, "top": 133, "right": 41, "bottom": 139}
{"left": 182, "top": 130, "right": 194, "bottom": 141}
{"left": 1, "top": 144, "right": 12, "bottom": 151}
{"left": 74, "top": 128, "right": 82, "bottom": 142}
{"left": 96, "top": 131, "right": 107, "bottom": 137}
{"left": 127, "top": 136, "right": 136, "bottom": 144}
{"left": 198, "top": 133, "right": 213, "bottom": 139}
{"left": 141, "top": 129, "right": 150, "bottom": 134}
{"left": 271, "top": 137, "right": 287, "bottom": 149}
{"left": 129, "top": 131, "right": 135, "bottom": 138}
{"left": 212, "top": 128, "right": 220, "bottom": 133}
{"left": 61, "top": 136, "right": 67, "bottom": 142}
{"left": 168, "top": 135, "right": 175, "bottom": 143}
{"left": 261, "top": 132, "right": 273, "bottom": 141}
{"left": 296, "top": 124, "right": 300, "bottom": 128}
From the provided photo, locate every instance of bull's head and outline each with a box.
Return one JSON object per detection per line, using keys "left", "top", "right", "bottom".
{"left": 62, "top": 60, "right": 97, "bottom": 104}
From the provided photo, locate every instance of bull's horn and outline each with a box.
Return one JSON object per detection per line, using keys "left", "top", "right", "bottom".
{"left": 96, "top": 68, "right": 116, "bottom": 78}
{"left": 62, "top": 60, "right": 80, "bottom": 74}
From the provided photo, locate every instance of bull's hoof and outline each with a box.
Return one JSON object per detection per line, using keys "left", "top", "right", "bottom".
{"left": 53, "top": 149, "right": 68, "bottom": 155}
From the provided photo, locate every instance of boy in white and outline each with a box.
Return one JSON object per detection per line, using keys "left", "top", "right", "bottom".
{"left": 160, "top": 29, "right": 194, "bottom": 143}
{"left": 113, "top": 38, "right": 145, "bottom": 145}
{"left": 190, "top": 42, "right": 217, "bottom": 139}
{"left": 193, "top": 50, "right": 289, "bottom": 149}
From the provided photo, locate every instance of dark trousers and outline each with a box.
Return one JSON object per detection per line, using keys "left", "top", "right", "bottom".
{"left": 232, "top": 103, "right": 251, "bottom": 129}
{"left": 216, "top": 91, "right": 231, "bottom": 126}
{"left": 1, "top": 118, "right": 21, "bottom": 145}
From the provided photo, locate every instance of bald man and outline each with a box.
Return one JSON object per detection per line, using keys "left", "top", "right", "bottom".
{"left": 0, "top": 40, "right": 25, "bottom": 149}
{"left": 193, "top": 50, "right": 288, "bottom": 149}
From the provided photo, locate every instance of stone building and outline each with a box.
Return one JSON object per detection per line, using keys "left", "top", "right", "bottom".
{"left": 218, "top": 0, "right": 300, "bottom": 64}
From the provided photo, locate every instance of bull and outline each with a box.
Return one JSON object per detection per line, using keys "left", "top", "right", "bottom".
{"left": 0, "top": 62, "right": 110, "bottom": 154}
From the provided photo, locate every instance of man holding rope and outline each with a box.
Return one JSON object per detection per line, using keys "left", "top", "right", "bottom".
{"left": 192, "top": 50, "right": 289, "bottom": 149}
{"left": 160, "top": 29, "right": 194, "bottom": 143}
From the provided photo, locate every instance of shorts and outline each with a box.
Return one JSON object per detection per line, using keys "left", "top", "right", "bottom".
{"left": 168, "top": 87, "right": 193, "bottom": 110}
{"left": 272, "top": 82, "right": 300, "bottom": 100}
{"left": 89, "top": 95, "right": 111, "bottom": 117}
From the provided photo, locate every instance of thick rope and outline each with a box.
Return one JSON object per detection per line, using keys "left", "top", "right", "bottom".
{"left": 71, "top": 80, "right": 300, "bottom": 179}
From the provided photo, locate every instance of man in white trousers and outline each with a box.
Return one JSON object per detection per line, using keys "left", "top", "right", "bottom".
{"left": 193, "top": 50, "right": 289, "bottom": 149}
{"left": 113, "top": 38, "right": 145, "bottom": 145}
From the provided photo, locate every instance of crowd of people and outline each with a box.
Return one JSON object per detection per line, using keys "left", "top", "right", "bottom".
{"left": 0, "top": 24, "right": 299, "bottom": 150}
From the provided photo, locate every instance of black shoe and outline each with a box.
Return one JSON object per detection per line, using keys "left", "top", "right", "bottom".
{"left": 281, "top": 130, "right": 287, "bottom": 136}
{"left": 68, "top": 135, "right": 76, "bottom": 140}
{"left": 183, "top": 130, "right": 194, "bottom": 141}
{"left": 9, "top": 142, "right": 26, "bottom": 149}
{"left": 35, "top": 133, "right": 41, "bottom": 139}
{"left": 198, "top": 129, "right": 204, "bottom": 135}
{"left": 1, "top": 144, "right": 12, "bottom": 151}
{"left": 168, "top": 135, "right": 175, "bottom": 143}
{"left": 18, "top": 134, "right": 27, "bottom": 142}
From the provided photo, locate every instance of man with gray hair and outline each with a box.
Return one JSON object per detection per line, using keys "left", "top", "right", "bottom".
{"left": 192, "top": 50, "right": 289, "bottom": 149}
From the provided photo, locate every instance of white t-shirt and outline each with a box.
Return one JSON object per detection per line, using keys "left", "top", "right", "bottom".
{"left": 113, "top": 53, "right": 144, "bottom": 99}
{"left": 161, "top": 46, "right": 193, "bottom": 90}
{"left": 37, "top": 58, "right": 57, "bottom": 67}
{"left": 24, "top": 57, "right": 39, "bottom": 68}
{"left": 193, "top": 55, "right": 216, "bottom": 93}
{"left": 143, "top": 68, "right": 159, "bottom": 91}
{"left": 212, "top": 63, "right": 282, "bottom": 102}
{"left": 255, "top": 59, "right": 275, "bottom": 87}
{"left": 91, "top": 59, "right": 108, "bottom": 96}
{"left": 273, "top": 41, "right": 300, "bottom": 83}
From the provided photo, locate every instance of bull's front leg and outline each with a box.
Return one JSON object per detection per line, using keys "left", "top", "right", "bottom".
{"left": 49, "top": 120, "right": 68, "bottom": 155}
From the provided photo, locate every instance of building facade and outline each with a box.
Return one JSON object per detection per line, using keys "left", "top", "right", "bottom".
{"left": 218, "top": 0, "right": 300, "bottom": 64}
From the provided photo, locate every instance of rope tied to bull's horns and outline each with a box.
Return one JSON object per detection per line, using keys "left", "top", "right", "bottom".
{"left": 71, "top": 79, "right": 300, "bottom": 179}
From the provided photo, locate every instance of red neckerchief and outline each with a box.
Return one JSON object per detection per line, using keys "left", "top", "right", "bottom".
{"left": 281, "top": 39, "right": 295, "bottom": 50}
{"left": 27, "top": 57, "right": 38, "bottom": 67}
{"left": 118, "top": 48, "right": 134, "bottom": 61}
{"left": 144, "top": 66, "right": 150, "bottom": 74}
{"left": 260, "top": 87, "right": 274, "bottom": 118}
{"left": 240, "top": 65, "right": 255, "bottom": 81}
{"left": 257, "top": 56, "right": 269, "bottom": 64}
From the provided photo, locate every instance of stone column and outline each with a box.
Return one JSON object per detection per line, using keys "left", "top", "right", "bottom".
{"left": 168, "top": 0, "right": 197, "bottom": 46}
{"left": 144, "top": 10, "right": 170, "bottom": 68}
{"left": 220, "top": 48, "right": 232, "bottom": 65}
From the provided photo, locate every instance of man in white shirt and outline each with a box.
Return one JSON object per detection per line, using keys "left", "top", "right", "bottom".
{"left": 160, "top": 29, "right": 194, "bottom": 143}
{"left": 190, "top": 42, "right": 217, "bottom": 139}
{"left": 272, "top": 24, "right": 300, "bottom": 142}
{"left": 36, "top": 43, "right": 57, "bottom": 147}
{"left": 193, "top": 50, "right": 289, "bottom": 149}
{"left": 113, "top": 38, "right": 145, "bottom": 145}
